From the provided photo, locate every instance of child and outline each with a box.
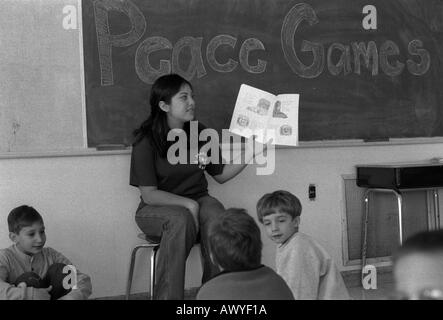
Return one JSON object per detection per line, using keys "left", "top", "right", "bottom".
{"left": 392, "top": 229, "right": 443, "bottom": 300}
{"left": 0, "top": 205, "right": 92, "bottom": 300}
{"left": 196, "top": 208, "right": 294, "bottom": 300}
{"left": 256, "top": 190, "right": 349, "bottom": 300}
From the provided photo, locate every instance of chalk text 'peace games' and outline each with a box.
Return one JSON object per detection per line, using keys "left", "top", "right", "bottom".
{"left": 93, "top": 1, "right": 430, "bottom": 85}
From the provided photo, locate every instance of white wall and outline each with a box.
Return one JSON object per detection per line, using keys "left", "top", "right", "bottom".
{"left": 1, "top": 142, "right": 443, "bottom": 298}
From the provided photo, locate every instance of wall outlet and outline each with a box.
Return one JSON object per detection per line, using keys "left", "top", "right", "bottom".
{"left": 309, "top": 184, "right": 316, "bottom": 200}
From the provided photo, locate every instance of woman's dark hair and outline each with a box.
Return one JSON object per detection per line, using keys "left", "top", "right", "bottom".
{"left": 132, "top": 74, "right": 192, "bottom": 157}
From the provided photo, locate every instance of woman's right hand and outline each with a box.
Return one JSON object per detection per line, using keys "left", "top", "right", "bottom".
{"left": 185, "top": 199, "right": 200, "bottom": 233}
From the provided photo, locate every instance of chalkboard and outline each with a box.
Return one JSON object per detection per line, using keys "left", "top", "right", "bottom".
{"left": 82, "top": 0, "right": 443, "bottom": 147}
{"left": 0, "top": 0, "right": 85, "bottom": 153}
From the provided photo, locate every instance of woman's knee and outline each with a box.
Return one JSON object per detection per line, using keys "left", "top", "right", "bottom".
{"left": 165, "top": 207, "right": 196, "bottom": 232}
{"left": 198, "top": 196, "right": 225, "bottom": 211}
{"left": 198, "top": 196, "right": 225, "bottom": 226}
{"left": 135, "top": 205, "right": 194, "bottom": 237}
{"left": 162, "top": 207, "right": 197, "bottom": 246}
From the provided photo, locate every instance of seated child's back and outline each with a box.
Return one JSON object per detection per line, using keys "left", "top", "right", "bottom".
{"left": 197, "top": 208, "right": 294, "bottom": 300}
{"left": 0, "top": 205, "right": 92, "bottom": 300}
{"left": 257, "top": 190, "right": 349, "bottom": 300}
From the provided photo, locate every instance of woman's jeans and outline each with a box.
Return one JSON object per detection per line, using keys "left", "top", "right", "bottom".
{"left": 135, "top": 195, "right": 225, "bottom": 300}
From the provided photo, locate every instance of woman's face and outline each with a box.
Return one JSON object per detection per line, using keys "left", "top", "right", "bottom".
{"left": 164, "top": 84, "right": 195, "bottom": 127}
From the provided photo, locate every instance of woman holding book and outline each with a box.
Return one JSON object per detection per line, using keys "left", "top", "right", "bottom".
{"left": 129, "top": 74, "right": 264, "bottom": 299}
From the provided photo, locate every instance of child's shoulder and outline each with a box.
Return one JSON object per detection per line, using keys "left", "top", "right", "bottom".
{"left": 40, "top": 246, "right": 63, "bottom": 258}
{"left": 0, "top": 245, "right": 20, "bottom": 256}
{"left": 290, "top": 232, "right": 317, "bottom": 247}
{"left": 0, "top": 246, "right": 11, "bottom": 253}
{"left": 289, "top": 233, "right": 332, "bottom": 258}
{"left": 0, "top": 245, "right": 23, "bottom": 264}
{"left": 0, "top": 246, "right": 14, "bottom": 259}
{"left": 42, "top": 246, "right": 62, "bottom": 254}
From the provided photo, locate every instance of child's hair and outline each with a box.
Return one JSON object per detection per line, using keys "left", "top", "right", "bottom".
{"left": 208, "top": 208, "right": 262, "bottom": 271}
{"left": 8, "top": 205, "right": 43, "bottom": 234}
{"left": 132, "top": 73, "right": 192, "bottom": 157}
{"left": 393, "top": 229, "right": 443, "bottom": 263}
{"left": 256, "top": 190, "right": 302, "bottom": 223}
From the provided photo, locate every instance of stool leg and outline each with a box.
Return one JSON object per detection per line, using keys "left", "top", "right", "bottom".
{"left": 126, "top": 246, "right": 142, "bottom": 300}
{"left": 150, "top": 247, "right": 158, "bottom": 300}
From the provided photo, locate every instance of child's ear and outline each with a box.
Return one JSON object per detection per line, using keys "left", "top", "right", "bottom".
{"left": 9, "top": 232, "right": 18, "bottom": 243}
{"left": 158, "top": 101, "right": 170, "bottom": 112}
{"left": 293, "top": 216, "right": 301, "bottom": 227}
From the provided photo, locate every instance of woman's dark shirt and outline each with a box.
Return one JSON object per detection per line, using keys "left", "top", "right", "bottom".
{"left": 130, "top": 122, "right": 225, "bottom": 201}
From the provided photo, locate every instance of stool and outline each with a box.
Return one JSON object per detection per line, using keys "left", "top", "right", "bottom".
{"left": 125, "top": 233, "right": 206, "bottom": 300}
{"left": 126, "top": 233, "right": 160, "bottom": 300}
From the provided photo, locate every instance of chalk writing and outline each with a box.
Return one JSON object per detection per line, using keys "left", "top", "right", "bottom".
{"left": 135, "top": 36, "right": 173, "bottom": 84}
{"left": 206, "top": 35, "right": 238, "bottom": 73}
{"left": 239, "top": 38, "right": 267, "bottom": 74}
{"left": 93, "top": 0, "right": 431, "bottom": 84}
{"left": 171, "top": 36, "right": 207, "bottom": 81}
{"left": 281, "top": 2, "right": 430, "bottom": 78}
{"left": 94, "top": 0, "right": 146, "bottom": 86}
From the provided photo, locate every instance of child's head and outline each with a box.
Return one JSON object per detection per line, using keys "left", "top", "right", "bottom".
{"left": 8, "top": 205, "right": 46, "bottom": 256}
{"left": 393, "top": 230, "right": 443, "bottom": 300}
{"left": 208, "top": 208, "right": 262, "bottom": 272}
{"left": 256, "top": 190, "right": 302, "bottom": 244}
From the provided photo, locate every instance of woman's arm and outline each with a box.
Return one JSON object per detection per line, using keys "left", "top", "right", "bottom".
{"left": 211, "top": 162, "right": 248, "bottom": 184}
{"left": 211, "top": 138, "right": 269, "bottom": 184}
{"left": 139, "top": 186, "right": 200, "bottom": 231}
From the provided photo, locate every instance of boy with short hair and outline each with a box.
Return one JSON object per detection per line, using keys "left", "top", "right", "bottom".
{"left": 257, "top": 190, "right": 349, "bottom": 300}
{"left": 196, "top": 208, "right": 294, "bottom": 300}
{"left": 0, "top": 205, "right": 92, "bottom": 300}
{"left": 392, "top": 229, "right": 443, "bottom": 300}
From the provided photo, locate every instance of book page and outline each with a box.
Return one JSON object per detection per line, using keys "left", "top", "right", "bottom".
{"left": 266, "top": 94, "right": 299, "bottom": 146}
{"left": 229, "top": 84, "right": 276, "bottom": 143}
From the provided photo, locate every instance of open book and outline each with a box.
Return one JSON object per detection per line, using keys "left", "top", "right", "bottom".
{"left": 229, "top": 84, "right": 299, "bottom": 146}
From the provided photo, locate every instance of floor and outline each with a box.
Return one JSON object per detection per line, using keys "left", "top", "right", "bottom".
{"left": 98, "top": 269, "right": 395, "bottom": 300}
{"left": 342, "top": 266, "right": 395, "bottom": 300}
{"left": 97, "top": 288, "right": 199, "bottom": 300}
{"left": 347, "top": 277, "right": 394, "bottom": 300}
